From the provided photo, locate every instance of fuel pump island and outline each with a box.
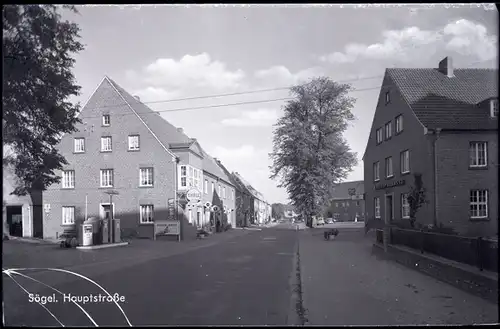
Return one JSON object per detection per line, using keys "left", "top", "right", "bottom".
{"left": 59, "top": 190, "right": 129, "bottom": 250}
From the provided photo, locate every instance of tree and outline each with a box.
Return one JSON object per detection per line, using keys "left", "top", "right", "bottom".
{"left": 406, "top": 173, "right": 429, "bottom": 228}
{"left": 269, "top": 77, "right": 358, "bottom": 228}
{"left": 3, "top": 5, "right": 84, "bottom": 196}
{"left": 271, "top": 203, "right": 285, "bottom": 219}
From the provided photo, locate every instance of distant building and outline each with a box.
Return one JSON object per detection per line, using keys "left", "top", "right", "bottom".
{"left": 363, "top": 57, "right": 497, "bottom": 237}
{"left": 324, "top": 180, "right": 365, "bottom": 222}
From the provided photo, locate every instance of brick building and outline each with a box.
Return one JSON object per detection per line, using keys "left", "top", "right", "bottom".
{"left": 363, "top": 57, "right": 498, "bottom": 238}
{"left": 324, "top": 180, "right": 365, "bottom": 222}
{"left": 41, "top": 76, "right": 238, "bottom": 240}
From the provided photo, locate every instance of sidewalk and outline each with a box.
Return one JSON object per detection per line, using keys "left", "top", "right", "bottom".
{"left": 298, "top": 229, "right": 498, "bottom": 326}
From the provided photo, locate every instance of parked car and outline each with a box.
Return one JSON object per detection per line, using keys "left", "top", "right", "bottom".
{"left": 326, "top": 218, "right": 334, "bottom": 224}
{"left": 316, "top": 218, "right": 325, "bottom": 226}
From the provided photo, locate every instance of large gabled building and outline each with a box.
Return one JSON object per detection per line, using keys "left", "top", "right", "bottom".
{"left": 324, "top": 180, "right": 365, "bottom": 222}
{"left": 41, "top": 76, "right": 238, "bottom": 240}
{"left": 363, "top": 57, "right": 498, "bottom": 238}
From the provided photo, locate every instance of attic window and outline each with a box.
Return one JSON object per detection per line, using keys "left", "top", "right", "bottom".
{"left": 102, "top": 114, "right": 110, "bottom": 126}
{"left": 491, "top": 99, "right": 499, "bottom": 118}
{"left": 385, "top": 91, "right": 390, "bottom": 105}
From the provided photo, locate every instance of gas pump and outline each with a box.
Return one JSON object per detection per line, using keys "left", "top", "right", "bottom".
{"left": 82, "top": 223, "right": 93, "bottom": 246}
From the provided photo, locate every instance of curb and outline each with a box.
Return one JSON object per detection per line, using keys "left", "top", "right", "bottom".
{"left": 76, "top": 242, "right": 129, "bottom": 250}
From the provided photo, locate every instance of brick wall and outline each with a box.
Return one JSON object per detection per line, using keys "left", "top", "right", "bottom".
{"left": 42, "top": 78, "right": 176, "bottom": 239}
{"left": 364, "top": 73, "right": 435, "bottom": 226}
{"left": 435, "top": 131, "right": 498, "bottom": 237}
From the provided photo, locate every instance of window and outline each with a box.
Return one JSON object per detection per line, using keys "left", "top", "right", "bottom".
{"left": 491, "top": 99, "right": 499, "bottom": 118}
{"left": 395, "top": 115, "right": 403, "bottom": 134}
{"left": 180, "top": 166, "right": 187, "bottom": 187}
{"left": 101, "top": 136, "right": 112, "bottom": 152}
{"left": 218, "top": 185, "right": 221, "bottom": 196}
{"left": 140, "top": 167, "right": 153, "bottom": 186}
{"left": 74, "top": 138, "right": 85, "bottom": 153}
{"left": 469, "top": 142, "right": 487, "bottom": 167}
{"left": 373, "top": 161, "right": 380, "bottom": 181}
{"left": 335, "top": 203, "right": 338, "bottom": 207}
{"left": 212, "top": 182, "right": 214, "bottom": 193}
{"left": 188, "top": 167, "right": 194, "bottom": 187}
{"left": 232, "top": 189, "right": 235, "bottom": 200}
{"left": 102, "top": 114, "right": 110, "bottom": 126}
{"left": 341, "top": 202, "right": 345, "bottom": 207}
{"left": 100, "top": 169, "right": 114, "bottom": 187}
{"left": 385, "top": 157, "right": 393, "bottom": 178}
{"left": 376, "top": 128, "right": 383, "bottom": 144}
{"left": 470, "top": 190, "right": 488, "bottom": 218}
{"left": 62, "top": 170, "right": 75, "bottom": 189}
{"left": 401, "top": 194, "right": 410, "bottom": 219}
{"left": 385, "top": 121, "right": 392, "bottom": 140}
{"left": 385, "top": 91, "right": 390, "bottom": 104}
{"left": 204, "top": 180, "right": 208, "bottom": 194}
{"left": 223, "top": 187, "right": 226, "bottom": 199}
{"left": 356, "top": 201, "right": 360, "bottom": 206}
{"left": 346, "top": 201, "right": 350, "bottom": 207}
{"left": 374, "top": 197, "right": 381, "bottom": 218}
{"left": 62, "top": 206, "right": 75, "bottom": 225}
{"left": 140, "top": 205, "right": 154, "bottom": 224}
{"left": 400, "top": 150, "right": 410, "bottom": 174}
{"left": 128, "top": 135, "right": 140, "bottom": 151}
{"left": 192, "top": 169, "right": 202, "bottom": 191}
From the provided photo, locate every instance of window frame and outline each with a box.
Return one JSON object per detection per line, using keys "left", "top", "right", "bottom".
{"left": 204, "top": 179, "right": 208, "bottom": 194}
{"left": 400, "top": 150, "right": 410, "bottom": 174}
{"left": 373, "top": 161, "right": 380, "bottom": 182}
{"left": 128, "top": 135, "right": 140, "bottom": 151}
{"left": 384, "top": 121, "right": 392, "bottom": 140}
{"left": 385, "top": 91, "right": 390, "bottom": 104}
{"left": 374, "top": 197, "right": 381, "bottom": 218}
{"left": 376, "top": 128, "right": 383, "bottom": 145}
{"left": 62, "top": 170, "right": 75, "bottom": 189}
{"left": 395, "top": 115, "right": 403, "bottom": 134}
{"left": 401, "top": 193, "right": 410, "bottom": 219}
{"left": 139, "top": 167, "right": 154, "bottom": 187}
{"left": 62, "top": 206, "right": 75, "bottom": 225}
{"left": 100, "top": 136, "right": 112, "bottom": 152}
{"left": 102, "top": 114, "right": 110, "bottom": 126}
{"left": 74, "top": 138, "right": 85, "bottom": 153}
{"left": 469, "top": 142, "right": 488, "bottom": 168}
{"left": 470, "top": 190, "right": 488, "bottom": 219}
{"left": 385, "top": 157, "right": 394, "bottom": 178}
{"left": 139, "top": 204, "right": 154, "bottom": 224}
{"left": 491, "top": 99, "right": 499, "bottom": 118}
{"left": 100, "top": 169, "right": 114, "bottom": 188}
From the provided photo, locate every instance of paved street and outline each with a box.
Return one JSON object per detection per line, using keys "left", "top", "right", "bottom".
{"left": 3, "top": 224, "right": 498, "bottom": 326}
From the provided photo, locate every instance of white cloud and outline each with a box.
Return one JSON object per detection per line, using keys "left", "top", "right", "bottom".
{"left": 221, "top": 108, "right": 280, "bottom": 127}
{"left": 125, "top": 53, "right": 246, "bottom": 101}
{"left": 254, "top": 66, "right": 323, "bottom": 87}
{"left": 132, "top": 86, "right": 181, "bottom": 102}
{"left": 443, "top": 19, "right": 497, "bottom": 61}
{"left": 320, "top": 19, "right": 497, "bottom": 64}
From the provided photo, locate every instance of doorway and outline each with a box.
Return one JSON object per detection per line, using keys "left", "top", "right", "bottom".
{"left": 385, "top": 194, "right": 394, "bottom": 224}
{"left": 196, "top": 210, "right": 202, "bottom": 228}
{"left": 6, "top": 206, "right": 23, "bottom": 237}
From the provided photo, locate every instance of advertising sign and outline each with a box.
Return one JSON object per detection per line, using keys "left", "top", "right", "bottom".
{"left": 155, "top": 220, "right": 180, "bottom": 236}
{"left": 167, "top": 198, "right": 175, "bottom": 220}
{"left": 186, "top": 189, "right": 202, "bottom": 203}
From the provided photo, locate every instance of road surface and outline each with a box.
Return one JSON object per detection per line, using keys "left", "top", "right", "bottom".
{"left": 3, "top": 223, "right": 498, "bottom": 326}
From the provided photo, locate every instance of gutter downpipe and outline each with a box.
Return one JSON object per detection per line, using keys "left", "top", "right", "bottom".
{"left": 173, "top": 156, "right": 180, "bottom": 242}
{"left": 433, "top": 128, "right": 442, "bottom": 228}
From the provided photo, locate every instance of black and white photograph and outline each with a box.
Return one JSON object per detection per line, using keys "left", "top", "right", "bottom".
{"left": 2, "top": 3, "right": 498, "bottom": 326}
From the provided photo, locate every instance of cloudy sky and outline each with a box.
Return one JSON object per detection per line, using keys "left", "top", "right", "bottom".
{"left": 64, "top": 4, "right": 498, "bottom": 204}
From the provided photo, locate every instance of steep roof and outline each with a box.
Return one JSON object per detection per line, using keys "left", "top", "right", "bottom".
{"left": 387, "top": 67, "right": 498, "bottom": 130}
{"left": 233, "top": 172, "right": 266, "bottom": 201}
{"left": 330, "top": 180, "right": 364, "bottom": 200}
{"left": 105, "top": 77, "right": 193, "bottom": 146}
{"left": 199, "top": 149, "right": 234, "bottom": 186}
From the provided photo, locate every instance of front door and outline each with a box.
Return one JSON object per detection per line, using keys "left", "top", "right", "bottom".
{"left": 385, "top": 195, "right": 393, "bottom": 224}
{"left": 7, "top": 206, "right": 23, "bottom": 237}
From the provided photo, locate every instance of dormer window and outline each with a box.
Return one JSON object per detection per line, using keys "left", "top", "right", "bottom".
{"left": 490, "top": 99, "right": 498, "bottom": 118}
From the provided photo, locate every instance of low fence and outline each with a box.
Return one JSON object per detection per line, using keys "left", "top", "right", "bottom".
{"left": 390, "top": 227, "right": 498, "bottom": 273}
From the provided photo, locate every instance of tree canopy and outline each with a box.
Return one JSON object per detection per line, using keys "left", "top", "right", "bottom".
{"left": 3, "top": 5, "right": 84, "bottom": 196}
{"left": 269, "top": 77, "right": 358, "bottom": 227}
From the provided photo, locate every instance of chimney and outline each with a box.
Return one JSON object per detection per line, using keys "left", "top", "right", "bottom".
{"left": 133, "top": 95, "right": 141, "bottom": 101}
{"left": 177, "top": 127, "right": 183, "bottom": 134}
{"left": 438, "top": 57, "right": 454, "bottom": 78}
